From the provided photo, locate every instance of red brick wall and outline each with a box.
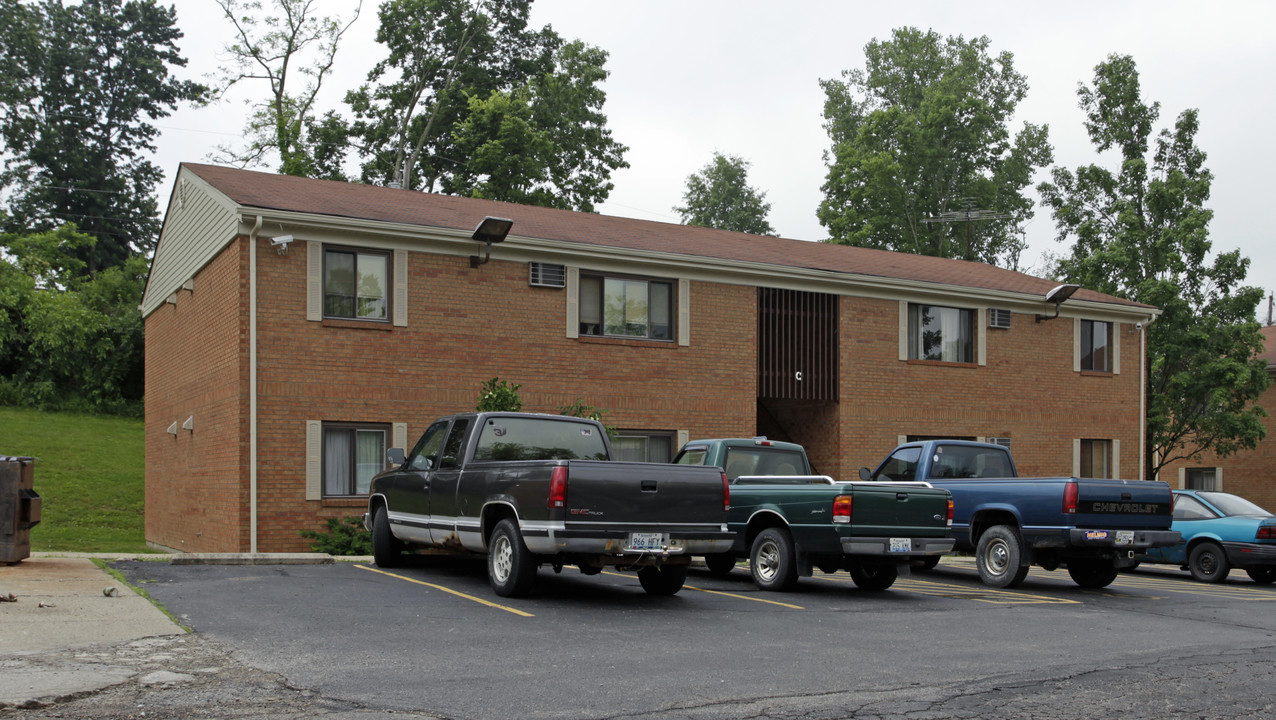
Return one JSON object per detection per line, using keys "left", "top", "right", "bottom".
{"left": 249, "top": 242, "right": 757, "bottom": 551}
{"left": 1161, "top": 378, "right": 1276, "bottom": 509}
{"left": 833, "top": 297, "right": 1145, "bottom": 482}
{"left": 145, "top": 239, "right": 248, "bottom": 552}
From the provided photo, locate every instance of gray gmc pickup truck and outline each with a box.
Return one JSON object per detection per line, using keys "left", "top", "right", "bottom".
{"left": 364, "top": 412, "right": 733, "bottom": 598}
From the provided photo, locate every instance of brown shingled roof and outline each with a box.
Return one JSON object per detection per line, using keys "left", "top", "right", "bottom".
{"left": 182, "top": 163, "right": 1151, "bottom": 309}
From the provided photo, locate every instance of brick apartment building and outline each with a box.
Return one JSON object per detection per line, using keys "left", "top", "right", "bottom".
{"left": 1162, "top": 324, "right": 1276, "bottom": 509}
{"left": 142, "top": 164, "right": 1160, "bottom": 553}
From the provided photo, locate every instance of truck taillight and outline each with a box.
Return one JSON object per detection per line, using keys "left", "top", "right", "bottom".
{"left": 946, "top": 498, "right": 954, "bottom": 527}
{"left": 722, "top": 471, "right": 731, "bottom": 512}
{"left": 833, "top": 495, "right": 852, "bottom": 524}
{"left": 1063, "top": 480, "right": 1078, "bottom": 515}
{"left": 1258, "top": 526, "right": 1276, "bottom": 540}
{"left": 548, "top": 466, "right": 567, "bottom": 509}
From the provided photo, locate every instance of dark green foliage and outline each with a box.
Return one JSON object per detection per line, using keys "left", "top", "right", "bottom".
{"left": 300, "top": 516, "right": 372, "bottom": 556}
{"left": 0, "top": 0, "right": 205, "bottom": 270}
{"left": 1038, "top": 54, "right": 1269, "bottom": 478}
{"left": 348, "top": 0, "right": 626, "bottom": 210}
{"left": 675, "top": 153, "right": 775, "bottom": 236}
{"left": 0, "top": 226, "right": 145, "bottom": 415}
{"left": 476, "top": 377, "right": 523, "bottom": 412}
{"left": 818, "top": 28, "right": 1052, "bottom": 268}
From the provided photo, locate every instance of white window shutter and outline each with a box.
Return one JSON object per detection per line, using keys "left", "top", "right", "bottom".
{"left": 677, "top": 279, "right": 690, "bottom": 346}
{"left": 1072, "top": 317, "right": 1082, "bottom": 372}
{"left": 306, "top": 242, "right": 322, "bottom": 321}
{"left": 1072, "top": 438, "right": 1081, "bottom": 477}
{"left": 393, "top": 249, "right": 408, "bottom": 327}
{"left": 898, "top": 434, "right": 907, "bottom": 447}
{"left": 1217, "top": 466, "right": 1224, "bottom": 491}
{"left": 1112, "top": 439, "right": 1121, "bottom": 479}
{"left": 977, "top": 309, "right": 987, "bottom": 366}
{"left": 306, "top": 420, "right": 322, "bottom": 500}
{"left": 392, "top": 422, "right": 407, "bottom": 451}
{"left": 1112, "top": 324, "right": 1121, "bottom": 375}
{"left": 1178, "top": 467, "right": 1186, "bottom": 489}
{"left": 565, "top": 267, "right": 580, "bottom": 339}
{"left": 676, "top": 430, "right": 689, "bottom": 451}
{"left": 898, "top": 301, "right": 909, "bottom": 361}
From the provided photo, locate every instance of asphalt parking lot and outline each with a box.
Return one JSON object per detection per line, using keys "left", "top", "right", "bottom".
{"left": 40, "top": 556, "right": 1267, "bottom": 720}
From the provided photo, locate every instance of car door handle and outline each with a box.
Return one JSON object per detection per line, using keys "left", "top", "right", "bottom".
{"left": 896, "top": 492, "right": 909, "bottom": 500}
{"left": 641, "top": 480, "right": 658, "bottom": 492}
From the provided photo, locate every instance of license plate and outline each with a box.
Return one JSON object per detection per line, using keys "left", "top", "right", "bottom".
{"left": 626, "top": 533, "right": 667, "bottom": 551}
{"left": 889, "top": 538, "right": 911, "bottom": 553}
{"left": 1116, "top": 531, "right": 1135, "bottom": 545}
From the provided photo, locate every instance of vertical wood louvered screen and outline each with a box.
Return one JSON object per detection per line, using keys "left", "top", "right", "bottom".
{"left": 758, "top": 288, "right": 839, "bottom": 401}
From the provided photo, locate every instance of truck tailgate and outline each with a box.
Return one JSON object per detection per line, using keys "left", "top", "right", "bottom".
{"left": 562, "top": 460, "right": 726, "bottom": 528}
{"left": 843, "top": 482, "right": 951, "bottom": 537}
{"left": 1072, "top": 479, "right": 1173, "bottom": 530}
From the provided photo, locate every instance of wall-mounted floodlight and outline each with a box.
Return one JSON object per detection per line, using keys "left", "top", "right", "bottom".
{"left": 470, "top": 217, "right": 513, "bottom": 268}
{"left": 270, "top": 234, "right": 294, "bottom": 255}
{"left": 1035, "top": 283, "right": 1081, "bottom": 323}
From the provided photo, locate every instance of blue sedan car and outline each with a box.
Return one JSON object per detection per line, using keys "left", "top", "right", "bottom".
{"left": 1142, "top": 490, "right": 1276, "bottom": 583}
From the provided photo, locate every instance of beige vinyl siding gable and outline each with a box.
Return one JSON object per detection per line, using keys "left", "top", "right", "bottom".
{"left": 142, "top": 171, "right": 240, "bottom": 317}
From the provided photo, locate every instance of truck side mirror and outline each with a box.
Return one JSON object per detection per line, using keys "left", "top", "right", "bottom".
{"left": 858, "top": 467, "right": 872, "bottom": 481}
{"left": 387, "top": 448, "right": 406, "bottom": 467}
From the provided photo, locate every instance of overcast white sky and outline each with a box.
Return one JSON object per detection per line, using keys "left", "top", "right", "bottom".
{"left": 157, "top": 0, "right": 1276, "bottom": 319}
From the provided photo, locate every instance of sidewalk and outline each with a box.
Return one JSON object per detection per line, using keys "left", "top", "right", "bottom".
{"left": 0, "top": 552, "right": 334, "bottom": 710}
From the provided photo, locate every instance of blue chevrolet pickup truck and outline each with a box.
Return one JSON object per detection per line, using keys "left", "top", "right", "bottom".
{"left": 860, "top": 440, "right": 1180, "bottom": 589}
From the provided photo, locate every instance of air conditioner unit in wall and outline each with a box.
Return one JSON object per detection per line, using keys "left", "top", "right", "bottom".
{"left": 988, "top": 308, "right": 1012, "bottom": 329}
{"left": 988, "top": 437, "right": 1012, "bottom": 448}
{"left": 529, "top": 262, "right": 566, "bottom": 288}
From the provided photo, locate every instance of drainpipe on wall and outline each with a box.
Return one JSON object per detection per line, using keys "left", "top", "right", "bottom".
{"left": 248, "top": 215, "right": 262, "bottom": 553}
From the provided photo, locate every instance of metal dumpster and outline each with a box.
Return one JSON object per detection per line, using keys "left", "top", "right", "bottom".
{"left": 0, "top": 456, "right": 41, "bottom": 564}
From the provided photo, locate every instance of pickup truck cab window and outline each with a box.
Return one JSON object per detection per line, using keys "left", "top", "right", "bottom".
{"left": 406, "top": 420, "right": 449, "bottom": 471}
{"left": 439, "top": 418, "right": 472, "bottom": 469}
{"left": 722, "top": 448, "right": 807, "bottom": 480}
{"left": 876, "top": 447, "right": 921, "bottom": 481}
{"left": 930, "top": 444, "right": 1013, "bottom": 479}
{"left": 473, "top": 416, "right": 609, "bottom": 461}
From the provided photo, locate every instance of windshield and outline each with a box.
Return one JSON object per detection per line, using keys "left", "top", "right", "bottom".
{"left": 1198, "top": 491, "right": 1272, "bottom": 517}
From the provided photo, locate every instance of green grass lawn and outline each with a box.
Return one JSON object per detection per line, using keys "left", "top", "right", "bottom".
{"left": 0, "top": 406, "right": 150, "bottom": 552}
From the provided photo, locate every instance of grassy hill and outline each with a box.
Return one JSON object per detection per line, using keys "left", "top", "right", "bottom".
{"left": 0, "top": 406, "right": 148, "bottom": 552}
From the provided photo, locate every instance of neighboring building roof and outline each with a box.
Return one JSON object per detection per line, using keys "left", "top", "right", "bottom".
{"left": 172, "top": 163, "right": 1153, "bottom": 311}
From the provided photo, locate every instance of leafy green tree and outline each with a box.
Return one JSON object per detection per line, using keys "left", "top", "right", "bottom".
{"left": 1038, "top": 54, "right": 1269, "bottom": 480}
{"left": 674, "top": 153, "right": 775, "bottom": 235}
{"left": 210, "top": 0, "right": 363, "bottom": 176}
{"left": 818, "top": 27, "right": 1052, "bottom": 268}
{"left": 348, "top": 1, "right": 626, "bottom": 210}
{"left": 0, "top": 226, "right": 145, "bottom": 414}
{"left": 0, "top": 0, "right": 205, "bottom": 271}
{"left": 476, "top": 377, "right": 523, "bottom": 412}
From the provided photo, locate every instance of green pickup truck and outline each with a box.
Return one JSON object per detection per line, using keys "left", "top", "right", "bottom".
{"left": 674, "top": 438, "right": 955, "bottom": 591}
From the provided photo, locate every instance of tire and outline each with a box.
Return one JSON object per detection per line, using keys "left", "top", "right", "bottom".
{"left": 1188, "top": 542, "right": 1230, "bottom": 583}
{"left": 371, "top": 507, "right": 402, "bottom": 568}
{"left": 849, "top": 563, "right": 899, "bottom": 591}
{"left": 638, "top": 565, "right": 688, "bottom": 595}
{"left": 703, "top": 553, "right": 737, "bottom": 577}
{"left": 488, "top": 519, "right": 537, "bottom": 597}
{"left": 750, "top": 527, "right": 799, "bottom": 591}
{"left": 975, "top": 525, "right": 1030, "bottom": 588}
{"left": 1066, "top": 559, "right": 1120, "bottom": 589}
{"left": 1246, "top": 567, "right": 1276, "bottom": 584}
{"left": 918, "top": 556, "right": 941, "bottom": 571}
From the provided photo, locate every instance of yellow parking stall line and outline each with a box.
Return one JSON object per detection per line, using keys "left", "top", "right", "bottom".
{"left": 1113, "top": 576, "right": 1276, "bottom": 600}
{"left": 810, "top": 570, "right": 1080, "bottom": 604}
{"left": 599, "top": 570, "right": 805, "bottom": 609}
{"left": 356, "top": 565, "right": 534, "bottom": 617}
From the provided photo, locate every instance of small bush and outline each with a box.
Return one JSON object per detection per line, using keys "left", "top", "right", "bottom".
{"left": 300, "top": 516, "right": 372, "bottom": 556}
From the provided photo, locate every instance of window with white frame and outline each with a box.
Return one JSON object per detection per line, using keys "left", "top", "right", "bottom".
{"left": 1081, "top": 320, "right": 1112, "bottom": 372}
{"left": 907, "top": 304, "right": 974, "bottom": 363}
{"left": 323, "top": 424, "right": 388, "bottom": 496}
{"left": 1080, "top": 439, "right": 1112, "bottom": 478}
{"left": 612, "top": 431, "right": 675, "bottom": 463}
{"left": 324, "top": 247, "right": 389, "bottom": 321}
{"left": 579, "top": 274, "right": 673, "bottom": 340}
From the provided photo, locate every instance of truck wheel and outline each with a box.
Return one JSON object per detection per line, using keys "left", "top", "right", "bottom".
{"left": 1188, "top": 541, "right": 1230, "bottom": 583}
{"left": 975, "top": 525, "right": 1029, "bottom": 588}
{"left": 1066, "top": 559, "right": 1120, "bottom": 589}
{"left": 849, "top": 563, "right": 899, "bottom": 591}
{"left": 1246, "top": 567, "right": 1276, "bottom": 584}
{"left": 703, "top": 553, "right": 737, "bottom": 577}
{"left": 638, "top": 565, "right": 688, "bottom": 595}
{"left": 371, "top": 507, "right": 402, "bottom": 569}
{"left": 488, "top": 519, "right": 537, "bottom": 597}
{"left": 750, "top": 527, "right": 798, "bottom": 591}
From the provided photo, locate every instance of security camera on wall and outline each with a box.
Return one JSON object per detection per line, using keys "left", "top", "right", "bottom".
{"left": 270, "top": 235, "right": 293, "bottom": 254}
